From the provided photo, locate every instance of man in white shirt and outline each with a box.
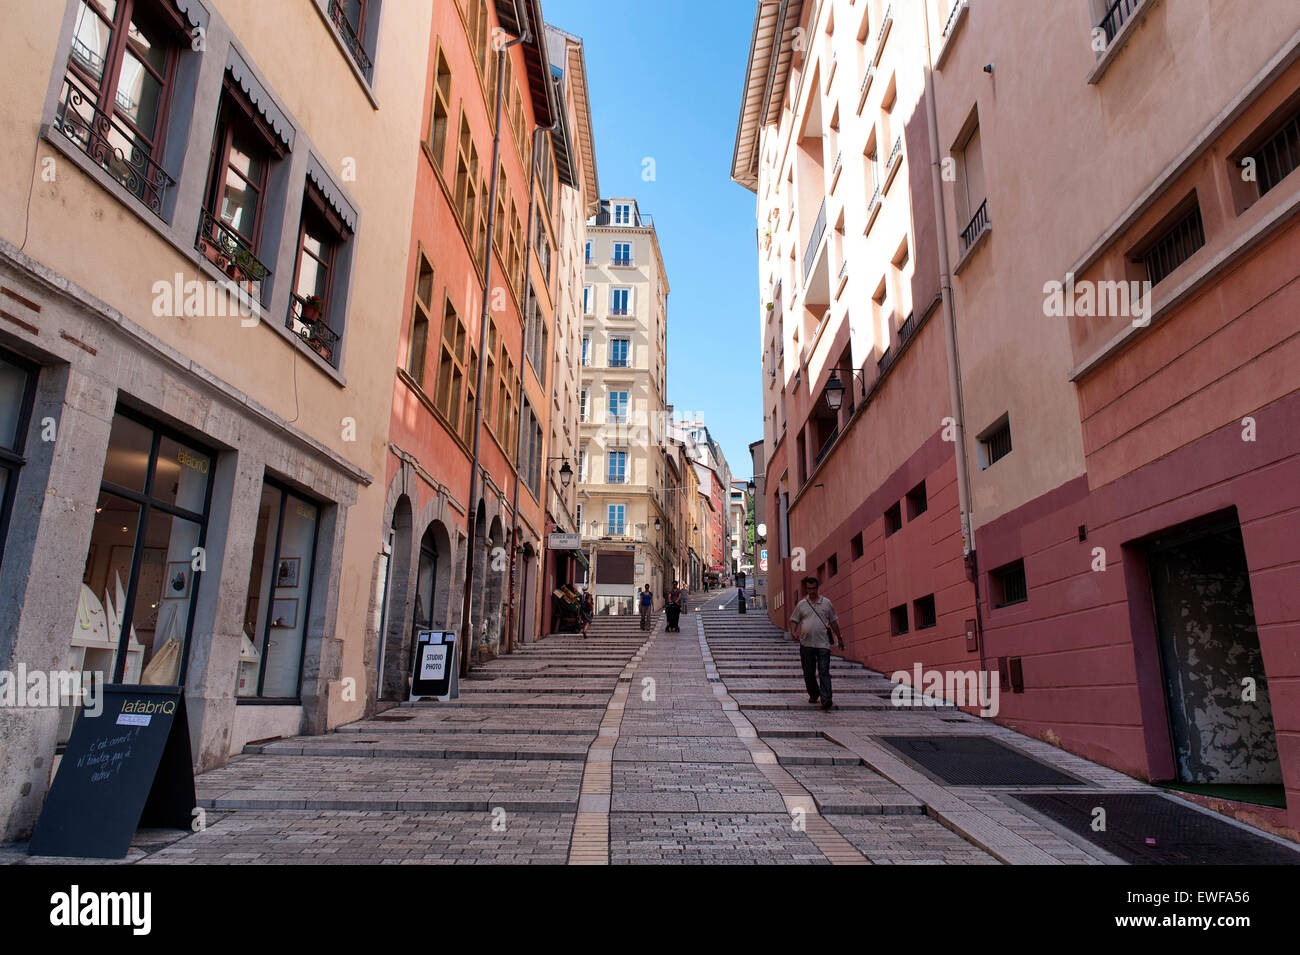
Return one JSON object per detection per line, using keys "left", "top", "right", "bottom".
{"left": 789, "top": 575, "right": 843, "bottom": 710}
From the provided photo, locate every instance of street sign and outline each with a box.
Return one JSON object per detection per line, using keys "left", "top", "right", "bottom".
{"left": 29, "top": 685, "right": 195, "bottom": 859}
{"left": 548, "top": 532, "right": 581, "bottom": 549}
{"left": 410, "top": 630, "right": 456, "bottom": 700}
{"left": 760, "top": 548, "right": 768, "bottom": 572}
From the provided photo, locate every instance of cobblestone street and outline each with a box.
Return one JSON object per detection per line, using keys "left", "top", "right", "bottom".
{"left": 8, "top": 604, "right": 1298, "bottom": 865}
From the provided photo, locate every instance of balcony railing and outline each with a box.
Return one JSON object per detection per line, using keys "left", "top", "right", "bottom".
{"left": 1098, "top": 0, "right": 1143, "bottom": 43}
{"left": 831, "top": 150, "right": 843, "bottom": 180}
{"left": 54, "top": 75, "right": 174, "bottom": 219}
{"left": 942, "top": 0, "right": 967, "bottom": 38}
{"left": 609, "top": 356, "right": 630, "bottom": 368}
{"left": 887, "top": 136, "right": 903, "bottom": 171}
{"left": 329, "top": 0, "right": 373, "bottom": 79}
{"left": 802, "top": 197, "right": 827, "bottom": 280}
{"left": 610, "top": 307, "right": 630, "bottom": 317}
{"left": 612, "top": 257, "right": 633, "bottom": 267}
{"left": 837, "top": 259, "right": 849, "bottom": 285}
{"left": 960, "top": 198, "right": 990, "bottom": 251}
{"left": 287, "top": 295, "right": 341, "bottom": 366}
{"left": 874, "top": 4, "right": 894, "bottom": 60}
{"left": 196, "top": 209, "right": 273, "bottom": 300}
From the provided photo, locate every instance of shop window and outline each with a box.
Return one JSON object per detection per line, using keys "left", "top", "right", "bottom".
{"left": 70, "top": 409, "right": 214, "bottom": 741}
{"left": 57, "top": 0, "right": 186, "bottom": 217}
{"left": 287, "top": 181, "right": 352, "bottom": 367}
{"left": 0, "top": 350, "right": 39, "bottom": 572}
{"left": 238, "top": 478, "right": 321, "bottom": 699}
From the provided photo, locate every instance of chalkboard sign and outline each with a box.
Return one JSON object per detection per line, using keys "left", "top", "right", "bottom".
{"left": 410, "top": 630, "right": 457, "bottom": 700}
{"left": 28, "top": 685, "right": 195, "bottom": 859}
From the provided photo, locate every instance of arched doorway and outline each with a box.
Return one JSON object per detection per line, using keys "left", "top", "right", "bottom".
{"left": 483, "top": 516, "right": 506, "bottom": 657}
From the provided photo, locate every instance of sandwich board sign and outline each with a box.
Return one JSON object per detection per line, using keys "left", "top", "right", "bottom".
{"left": 28, "top": 685, "right": 195, "bottom": 859}
{"left": 410, "top": 630, "right": 457, "bottom": 700}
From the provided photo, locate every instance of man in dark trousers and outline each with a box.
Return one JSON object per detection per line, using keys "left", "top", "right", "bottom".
{"left": 638, "top": 584, "right": 654, "bottom": 631}
{"left": 789, "top": 576, "right": 843, "bottom": 710}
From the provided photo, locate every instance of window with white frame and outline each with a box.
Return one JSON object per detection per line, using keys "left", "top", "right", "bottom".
{"left": 609, "top": 337, "right": 630, "bottom": 368}
{"left": 575, "top": 501, "right": 584, "bottom": 533}
{"left": 613, "top": 202, "right": 631, "bottom": 225}
{"left": 583, "top": 285, "right": 593, "bottom": 314}
{"left": 608, "top": 502, "right": 626, "bottom": 534}
{"left": 580, "top": 387, "right": 589, "bottom": 421}
{"left": 612, "top": 241, "right": 632, "bottom": 266}
{"left": 611, "top": 287, "right": 631, "bottom": 315}
{"left": 607, "top": 450, "right": 627, "bottom": 485}
{"left": 584, "top": 240, "right": 591, "bottom": 265}
{"left": 608, "top": 389, "right": 629, "bottom": 422}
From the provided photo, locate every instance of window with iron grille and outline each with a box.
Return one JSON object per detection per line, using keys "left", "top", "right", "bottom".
{"left": 1248, "top": 105, "right": 1300, "bottom": 197}
{"left": 884, "top": 501, "right": 902, "bottom": 536}
{"left": 979, "top": 417, "right": 1012, "bottom": 470}
{"left": 1138, "top": 203, "right": 1205, "bottom": 286}
{"left": 913, "top": 594, "right": 936, "bottom": 630}
{"left": 991, "top": 559, "right": 1028, "bottom": 608}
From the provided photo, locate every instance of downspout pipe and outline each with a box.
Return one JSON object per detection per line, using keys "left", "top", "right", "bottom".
{"left": 458, "top": 11, "right": 530, "bottom": 677}
{"left": 921, "top": 13, "right": 986, "bottom": 676}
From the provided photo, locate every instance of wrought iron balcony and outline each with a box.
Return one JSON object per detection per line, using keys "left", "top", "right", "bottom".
{"left": 868, "top": 182, "right": 882, "bottom": 213}
{"left": 54, "top": 75, "right": 174, "bottom": 219}
{"left": 612, "top": 256, "right": 633, "bottom": 267}
{"left": 960, "top": 198, "right": 990, "bottom": 251}
{"left": 1098, "top": 0, "right": 1144, "bottom": 43}
{"left": 196, "top": 209, "right": 272, "bottom": 296}
{"left": 802, "top": 197, "right": 827, "bottom": 281}
{"left": 887, "top": 136, "right": 903, "bottom": 171}
{"left": 329, "top": 0, "right": 373, "bottom": 79}
{"left": 943, "top": 0, "right": 967, "bottom": 38}
{"left": 287, "top": 295, "right": 341, "bottom": 366}
{"left": 610, "top": 307, "right": 630, "bottom": 317}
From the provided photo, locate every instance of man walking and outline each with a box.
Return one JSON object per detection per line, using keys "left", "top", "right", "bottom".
{"left": 665, "top": 581, "right": 683, "bottom": 632}
{"left": 789, "top": 576, "right": 843, "bottom": 710}
{"left": 639, "top": 583, "right": 654, "bottom": 631}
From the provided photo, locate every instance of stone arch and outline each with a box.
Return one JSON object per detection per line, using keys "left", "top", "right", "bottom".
{"left": 468, "top": 499, "right": 489, "bottom": 661}
{"left": 482, "top": 515, "right": 506, "bottom": 657}
{"left": 379, "top": 492, "right": 416, "bottom": 701}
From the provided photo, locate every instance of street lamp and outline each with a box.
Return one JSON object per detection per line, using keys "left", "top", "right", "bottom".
{"left": 824, "top": 372, "right": 846, "bottom": 411}
{"left": 558, "top": 460, "right": 573, "bottom": 487}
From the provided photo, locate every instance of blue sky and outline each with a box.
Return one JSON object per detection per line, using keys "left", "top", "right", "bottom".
{"left": 544, "top": 0, "right": 761, "bottom": 480}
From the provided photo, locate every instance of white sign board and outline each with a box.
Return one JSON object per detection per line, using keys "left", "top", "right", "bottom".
{"left": 548, "top": 533, "right": 581, "bottom": 549}
{"left": 419, "top": 642, "right": 449, "bottom": 681}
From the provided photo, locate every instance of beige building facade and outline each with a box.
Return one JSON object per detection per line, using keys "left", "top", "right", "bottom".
{"left": 0, "top": 0, "right": 427, "bottom": 839}
{"left": 576, "top": 198, "right": 672, "bottom": 613}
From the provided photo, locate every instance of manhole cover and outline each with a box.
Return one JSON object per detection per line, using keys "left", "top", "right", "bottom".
{"left": 880, "top": 736, "right": 1083, "bottom": 786}
{"left": 1012, "top": 793, "right": 1300, "bottom": 865}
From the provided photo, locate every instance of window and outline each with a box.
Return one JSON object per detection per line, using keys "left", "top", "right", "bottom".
{"left": 75, "top": 409, "right": 213, "bottom": 732}
{"left": 613, "top": 202, "right": 632, "bottom": 225}
{"left": 608, "top": 503, "right": 626, "bottom": 535}
{"left": 978, "top": 415, "right": 1012, "bottom": 470}
{"left": 608, "top": 390, "right": 629, "bottom": 423}
{"left": 328, "top": 0, "right": 375, "bottom": 79}
{"left": 913, "top": 594, "right": 936, "bottom": 630}
{"left": 535, "top": 217, "right": 552, "bottom": 287}
{"left": 484, "top": 320, "right": 498, "bottom": 437}
{"left": 198, "top": 82, "right": 284, "bottom": 295}
{"left": 612, "top": 241, "right": 632, "bottom": 266}
{"left": 581, "top": 336, "right": 591, "bottom": 366}
{"left": 58, "top": 0, "right": 183, "bottom": 216}
{"left": 496, "top": 337, "right": 516, "bottom": 448}
{"left": 429, "top": 46, "right": 452, "bottom": 173}
{"left": 1137, "top": 202, "right": 1205, "bottom": 286}
{"left": 0, "top": 350, "right": 38, "bottom": 572}
{"left": 584, "top": 241, "right": 592, "bottom": 265}
{"left": 611, "top": 288, "right": 631, "bottom": 316}
{"left": 850, "top": 531, "right": 863, "bottom": 560}
{"left": 435, "top": 297, "right": 467, "bottom": 428}
{"left": 454, "top": 113, "right": 481, "bottom": 248}
{"left": 607, "top": 450, "right": 628, "bottom": 484}
{"left": 1247, "top": 103, "right": 1300, "bottom": 197}
{"left": 905, "top": 480, "right": 927, "bottom": 519}
{"left": 287, "top": 183, "right": 351, "bottom": 367}
{"left": 524, "top": 284, "right": 547, "bottom": 385}
{"left": 956, "top": 118, "right": 988, "bottom": 251}
{"left": 991, "top": 559, "right": 1028, "bottom": 608}
{"left": 407, "top": 252, "right": 435, "bottom": 385}
{"left": 519, "top": 400, "right": 543, "bottom": 497}
{"left": 238, "top": 478, "right": 321, "bottom": 699}
{"left": 890, "top": 603, "right": 909, "bottom": 636}
{"left": 884, "top": 501, "right": 902, "bottom": 536}
{"left": 583, "top": 285, "right": 593, "bottom": 315}
{"left": 579, "top": 388, "right": 589, "bottom": 422}
{"left": 575, "top": 502, "right": 584, "bottom": 531}
{"left": 609, "top": 337, "right": 630, "bottom": 368}
{"left": 461, "top": 340, "right": 479, "bottom": 446}
{"left": 827, "top": 553, "right": 839, "bottom": 577}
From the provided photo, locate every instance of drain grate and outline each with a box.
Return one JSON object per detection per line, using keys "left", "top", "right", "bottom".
{"left": 373, "top": 714, "right": 414, "bottom": 721}
{"left": 1012, "top": 793, "right": 1300, "bottom": 865}
{"left": 880, "top": 736, "right": 1083, "bottom": 786}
